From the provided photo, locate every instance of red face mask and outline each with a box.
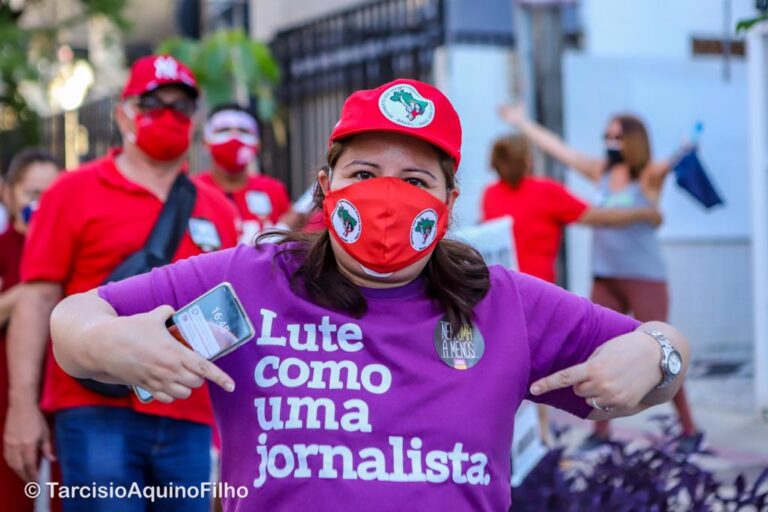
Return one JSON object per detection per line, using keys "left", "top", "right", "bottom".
{"left": 133, "top": 109, "right": 192, "bottom": 161}
{"left": 323, "top": 177, "right": 449, "bottom": 275}
{"left": 209, "top": 137, "right": 258, "bottom": 174}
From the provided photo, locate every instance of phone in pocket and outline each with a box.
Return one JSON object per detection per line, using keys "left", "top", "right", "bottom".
{"left": 133, "top": 282, "right": 254, "bottom": 403}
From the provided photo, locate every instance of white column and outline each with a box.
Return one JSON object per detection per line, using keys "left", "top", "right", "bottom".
{"left": 747, "top": 23, "right": 768, "bottom": 422}
{"left": 433, "top": 45, "right": 515, "bottom": 229}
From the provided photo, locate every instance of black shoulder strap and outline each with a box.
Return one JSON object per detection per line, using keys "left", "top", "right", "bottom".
{"left": 145, "top": 173, "right": 197, "bottom": 264}
{"left": 105, "top": 173, "right": 197, "bottom": 283}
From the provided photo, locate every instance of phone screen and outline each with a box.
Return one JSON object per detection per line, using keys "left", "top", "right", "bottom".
{"left": 134, "top": 282, "right": 253, "bottom": 403}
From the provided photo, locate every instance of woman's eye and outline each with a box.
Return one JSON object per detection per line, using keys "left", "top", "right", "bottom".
{"left": 404, "top": 177, "right": 426, "bottom": 187}
{"left": 353, "top": 171, "right": 375, "bottom": 180}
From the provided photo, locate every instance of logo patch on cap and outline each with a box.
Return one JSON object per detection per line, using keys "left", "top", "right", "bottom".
{"left": 379, "top": 84, "right": 435, "bottom": 128}
{"left": 410, "top": 208, "right": 438, "bottom": 251}
{"left": 154, "top": 56, "right": 179, "bottom": 80}
{"left": 332, "top": 199, "right": 362, "bottom": 244}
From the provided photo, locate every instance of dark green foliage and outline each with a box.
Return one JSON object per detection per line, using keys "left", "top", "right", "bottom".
{"left": 157, "top": 30, "right": 280, "bottom": 121}
{"left": 512, "top": 416, "right": 768, "bottom": 511}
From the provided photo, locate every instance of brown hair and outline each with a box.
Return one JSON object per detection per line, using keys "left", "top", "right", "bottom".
{"left": 611, "top": 114, "right": 651, "bottom": 180}
{"left": 261, "top": 138, "right": 491, "bottom": 331}
{"left": 3, "top": 147, "right": 58, "bottom": 186}
{"left": 490, "top": 135, "right": 530, "bottom": 188}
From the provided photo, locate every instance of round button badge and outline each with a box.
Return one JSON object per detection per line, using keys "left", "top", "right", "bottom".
{"left": 433, "top": 317, "right": 485, "bottom": 370}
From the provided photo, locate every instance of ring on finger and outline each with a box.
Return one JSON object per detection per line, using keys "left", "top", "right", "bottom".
{"left": 590, "top": 397, "right": 611, "bottom": 412}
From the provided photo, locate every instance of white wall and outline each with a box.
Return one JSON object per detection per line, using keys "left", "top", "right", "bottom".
{"left": 433, "top": 45, "right": 515, "bottom": 228}
{"left": 563, "top": 53, "right": 751, "bottom": 357}
{"left": 746, "top": 25, "right": 768, "bottom": 419}
{"left": 581, "top": 0, "right": 754, "bottom": 59}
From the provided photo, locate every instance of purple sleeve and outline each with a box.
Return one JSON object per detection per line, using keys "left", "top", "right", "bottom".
{"left": 98, "top": 247, "right": 237, "bottom": 317}
{"left": 515, "top": 272, "right": 641, "bottom": 418}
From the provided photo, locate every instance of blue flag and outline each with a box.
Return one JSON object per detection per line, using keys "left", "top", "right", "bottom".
{"left": 673, "top": 148, "right": 724, "bottom": 209}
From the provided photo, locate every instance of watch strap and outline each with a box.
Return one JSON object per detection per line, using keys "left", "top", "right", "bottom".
{"left": 642, "top": 329, "right": 677, "bottom": 389}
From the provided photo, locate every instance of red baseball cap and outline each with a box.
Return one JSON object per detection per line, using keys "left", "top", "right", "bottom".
{"left": 121, "top": 55, "right": 198, "bottom": 99}
{"left": 330, "top": 79, "right": 462, "bottom": 171}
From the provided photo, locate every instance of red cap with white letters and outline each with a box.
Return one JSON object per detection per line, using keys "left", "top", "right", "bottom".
{"left": 121, "top": 55, "right": 198, "bottom": 99}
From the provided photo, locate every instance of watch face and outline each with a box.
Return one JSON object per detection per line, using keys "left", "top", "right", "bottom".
{"left": 668, "top": 351, "right": 683, "bottom": 375}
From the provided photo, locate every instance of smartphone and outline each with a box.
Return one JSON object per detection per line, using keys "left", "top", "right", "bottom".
{"left": 133, "top": 282, "right": 254, "bottom": 403}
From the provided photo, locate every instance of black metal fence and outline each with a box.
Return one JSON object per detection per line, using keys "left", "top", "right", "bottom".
{"left": 40, "top": 96, "right": 119, "bottom": 166}
{"left": 270, "top": 0, "right": 445, "bottom": 197}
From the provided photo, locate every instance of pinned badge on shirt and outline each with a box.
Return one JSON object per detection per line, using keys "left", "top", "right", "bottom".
{"left": 188, "top": 217, "right": 221, "bottom": 252}
{"left": 246, "top": 191, "right": 273, "bottom": 217}
{"left": 433, "top": 317, "right": 485, "bottom": 370}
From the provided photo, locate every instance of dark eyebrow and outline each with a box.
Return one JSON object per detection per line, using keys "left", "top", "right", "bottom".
{"left": 403, "top": 167, "right": 438, "bottom": 181}
{"left": 344, "top": 160, "right": 380, "bottom": 169}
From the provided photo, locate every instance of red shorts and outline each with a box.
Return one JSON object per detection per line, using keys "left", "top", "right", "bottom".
{"left": 590, "top": 277, "right": 668, "bottom": 322}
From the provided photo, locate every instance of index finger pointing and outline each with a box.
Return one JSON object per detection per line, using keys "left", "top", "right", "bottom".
{"left": 182, "top": 351, "right": 235, "bottom": 393}
{"left": 530, "top": 362, "right": 590, "bottom": 396}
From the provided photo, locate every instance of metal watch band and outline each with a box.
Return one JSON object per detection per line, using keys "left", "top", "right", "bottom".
{"left": 642, "top": 329, "right": 678, "bottom": 389}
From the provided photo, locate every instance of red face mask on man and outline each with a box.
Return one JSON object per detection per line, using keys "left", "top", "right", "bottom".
{"left": 124, "top": 104, "right": 193, "bottom": 162}
{"left": 323, "top": 177, "right": 449, "bottom": 275}
{"left": 119, "top": 55, "right": 200, "bottom": 162}
{"left": 204, "top": 109, "right": 260, "bottom": 174}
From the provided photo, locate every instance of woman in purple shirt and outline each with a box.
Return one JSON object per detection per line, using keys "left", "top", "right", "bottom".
{"left": 50, "top": 79, "right": 690, "bottom": 512}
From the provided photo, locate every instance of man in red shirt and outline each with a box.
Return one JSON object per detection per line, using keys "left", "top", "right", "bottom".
{"left": 3, "top": 55, "right": 238, "bottom": 511}
{"left": 195, "top": 103, "right": 291, "bottom": 244}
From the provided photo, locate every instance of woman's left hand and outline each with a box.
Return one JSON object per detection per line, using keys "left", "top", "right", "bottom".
{"left": 529, "top": 322, "right": 687, "bottom": 419}
{"left": 498, "top": 103, "right": 527, "bottom": 126}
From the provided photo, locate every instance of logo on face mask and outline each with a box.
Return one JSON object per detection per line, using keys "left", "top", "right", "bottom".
{"left": 237, "top": 145, "right": 255, "bottom": 164}
{"left": 331, "top": 199, "right": 362, "bottom": 243}
{"left": 410, "top": 209, "right": 439, "bottom": 251}
{"left": 379, "top": 84, "right": 435, "bottom": 128}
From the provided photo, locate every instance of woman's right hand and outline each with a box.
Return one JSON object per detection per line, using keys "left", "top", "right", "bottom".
{"left": 83, "top": 305, "right": 235, "bottom": 403}
{"left": 498, "top": 103, "right": 528, "bottom": 127}
{"left": 4, "top": 402, "right": 54, "bottom": 482}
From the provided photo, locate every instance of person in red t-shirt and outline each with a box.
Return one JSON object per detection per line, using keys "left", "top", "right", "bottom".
{"left": 196, "top": 103, "right": 291, "bottom": 244}
{"left": 482, "top": 135, "right": 662, "bottom": 283}
{"left": 3, "top": 55, "right": 238, "bottom": 512}
{"left": 0, "top": 148, "right": 60, "bottom": 512}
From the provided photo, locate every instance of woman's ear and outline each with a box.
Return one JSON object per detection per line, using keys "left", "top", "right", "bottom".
{"left": 318, "top": 168, "right": 331, "bottom": 195}
{"left": 446, "top": 186, "right": 460, "bottom": 211}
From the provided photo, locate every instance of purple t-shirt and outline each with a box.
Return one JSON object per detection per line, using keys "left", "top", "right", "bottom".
{"left": 99, "top": 242, "right": 639, "bottom": 511}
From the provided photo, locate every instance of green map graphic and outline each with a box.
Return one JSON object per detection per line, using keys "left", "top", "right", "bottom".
{"left": 414, "top": 217, "right": 435, "bottom": 244}
{"left": 337, "top": 205, "right": 358, "bottom": 237}
{"left": 390, "top": 89, "right": 428, "bottom": 121}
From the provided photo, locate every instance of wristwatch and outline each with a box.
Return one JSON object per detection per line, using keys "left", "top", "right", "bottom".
{"left": 643, "top": 330, "right": 682, "bottom": 389}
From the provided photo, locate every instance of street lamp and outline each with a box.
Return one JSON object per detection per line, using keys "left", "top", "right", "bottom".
{"left": 48, "top": 46, "right": 95, "bottom": 169}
